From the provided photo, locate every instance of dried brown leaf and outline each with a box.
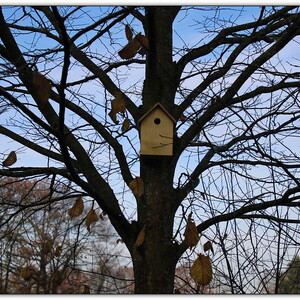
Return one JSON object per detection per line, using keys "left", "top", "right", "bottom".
{"left": 86, "top": 209, "right": 99, "bottom": 232}
{"left": 2, "top": 151, "right": 17, "bottom": 167}
{"left": 34, "top": 71, "right": 51, "bottom": 105}
{"left": 68, "top": 197, "right": 84, "bottom": 219}
{"left": 83, "top": 285, "right": 90, "bottom": 294}
{"left": 184, "top": 212, "right": 200, "bottom": 249}
{"left": 113, "top": 92, "right": 126, "bottom": 113}
{"left": 190, "top": 254, "right": 213, "bottom": 286}
{"left": 53, "top": 270, "right": 62, "bottom": 284}
{"left": 121, "top": 118, "right": 131, "bottom": 132}
{"left": 54, "top": 245, "right": 62, "bottom": 257}
{"left": 108, "top": 110, "right": 118, "bottom": 124}
{"left": 109, "top": 92, "right": 126, "bottom": 124}
{"left": 20, "top": 246, "right": 34, "bottom": 258}
{"left": 129, "top": 177, "right": 144, "bottom": 198}
{"left": 21, "top": 266, "right": 33, "bottom": 281}
{"left": 118, "top": 36, "right": 141, "bottom": 60}
{"left": 41, "top": 240, "right": 53, "bottom": 255}
{"left": 134, "top": 226, "right": 145, "bottom": 247}
{"left": 125, "top": 24, "right": 133, "bottom": 41}
{"left": 137, "top": 46, "right": 147, "bottom": 57}
{"left": 203, "top": 241, "right": 214, "bottom": 254}
{"left": 135, "top": 33, "right": 149, "bottom": 50}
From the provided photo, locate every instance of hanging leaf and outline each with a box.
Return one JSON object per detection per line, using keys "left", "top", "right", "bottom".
{"left": 183, "top": 212, "right": 200, "bottom": 249}
{"left": 109, "top": 92, "right": 126, "bottom": 124}
{"left": 190, "top": 254, "right": 213, "bottom": 286}
{"left": 135, "top": 33, "right": 149, "bottom": 50}
{"left": 68, "top": 197, "right": 84, "bottom": 219}
{"left": 20, "top": 246, "right": 34, "bottom": 258}
{"left": 136, "top": 33, "right": 149, "bottom": 57}
{"left": 86, "top": 209, "right": 99, "bottom": 232}
{"left": 125, "top": 24, "right": 133, "bottom": 41}
{"left": 54, "top": 245, "right": 62, "bottom": 257}
{"left": 118, "top": 36, "right": 142, "bottom": 60}
{"left": 53, "top": 270, "right": 62, "bottom": 284}
{"left": 137, "top": 46, "right": 147, "bottom": 57}
{"left": 203, "top": 241, "right": 214, "bottom": 254}
{"left": 134, "top": 226, "right": 145, "bottom": 247}
{"left": 129, "top": 177, "right": 144, "bottom": 198}
{"left": 108, "top": 111, "right": 118, "bottom": 125}
{"left": 121, "top": 118, "right": 131, "bottom": 132}
{"left": 41, "top": 240, "right": 53, "bottom": 255}
{"left": 33, "top": 71, "right": 51, "bottom": 105}
{"left": 118, "top": 30, "right": 148, "bottom": 59}
{"left": 113, "top": 92, "right": 126, "bottom": 113}
{"left": 2, "top": 151, "right": 17, "bottom": 167}
{"left": 21, "top": 266, "right": 33, "bottom": 281}
{"left": 83, "top": 285, "right": 90, "bottom": 294}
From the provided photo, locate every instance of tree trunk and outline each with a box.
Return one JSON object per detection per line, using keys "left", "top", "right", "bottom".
{"left": 143, "top": 7, "right": 179, "bottom": 110}
{"left": 129, "top": 8, "right": 181, "bottom": 293}
{"left": 132, "top": 244, "right": 177, "bottom": 294}
{"left": 131, "top": 159, "right": 179, "bottom": 293}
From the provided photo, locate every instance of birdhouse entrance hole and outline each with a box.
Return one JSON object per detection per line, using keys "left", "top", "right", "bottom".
{"left": 154, "top": 118, "right": 161, "bottom": 125}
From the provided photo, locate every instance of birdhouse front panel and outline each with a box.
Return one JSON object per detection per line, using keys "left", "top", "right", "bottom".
{"left": 140, "top": 106, "right": 174, "bottom": 156}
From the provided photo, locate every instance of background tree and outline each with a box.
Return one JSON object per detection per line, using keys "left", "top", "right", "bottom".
{"left": 1, "top": 6, "right": 300, "bottom": 293}
{"left": 174, "top": 214, "right": 300, "bottom": 294}
{"left": 279, "top": 256, "right": 300, "bottom": 294}
{"left": 0, "top": 177, "right": 127, "bottom": 294}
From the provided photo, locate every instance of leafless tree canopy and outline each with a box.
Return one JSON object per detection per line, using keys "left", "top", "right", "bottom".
{"left": 1, "top": 6, "right": 300, "bottom": 293}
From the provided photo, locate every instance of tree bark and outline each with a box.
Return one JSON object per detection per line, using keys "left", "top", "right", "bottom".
{"left": 132, "top": 245, "right": 177, "bottom": 294}
{"left": 131, "top": 159, "right": 179, "bottom": 293}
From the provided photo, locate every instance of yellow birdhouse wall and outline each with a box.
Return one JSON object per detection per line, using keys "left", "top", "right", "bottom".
{"left": 139, "top": 105, "right": 175, "bottom": 156}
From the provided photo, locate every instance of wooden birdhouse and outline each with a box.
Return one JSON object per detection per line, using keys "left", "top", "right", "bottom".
{"left": 138, "top": 103, "right": 176, "bottom": 157}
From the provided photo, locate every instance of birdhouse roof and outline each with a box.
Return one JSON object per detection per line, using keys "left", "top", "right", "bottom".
{"left": 138, "top": 102, "right": 176, "bottom": 124}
